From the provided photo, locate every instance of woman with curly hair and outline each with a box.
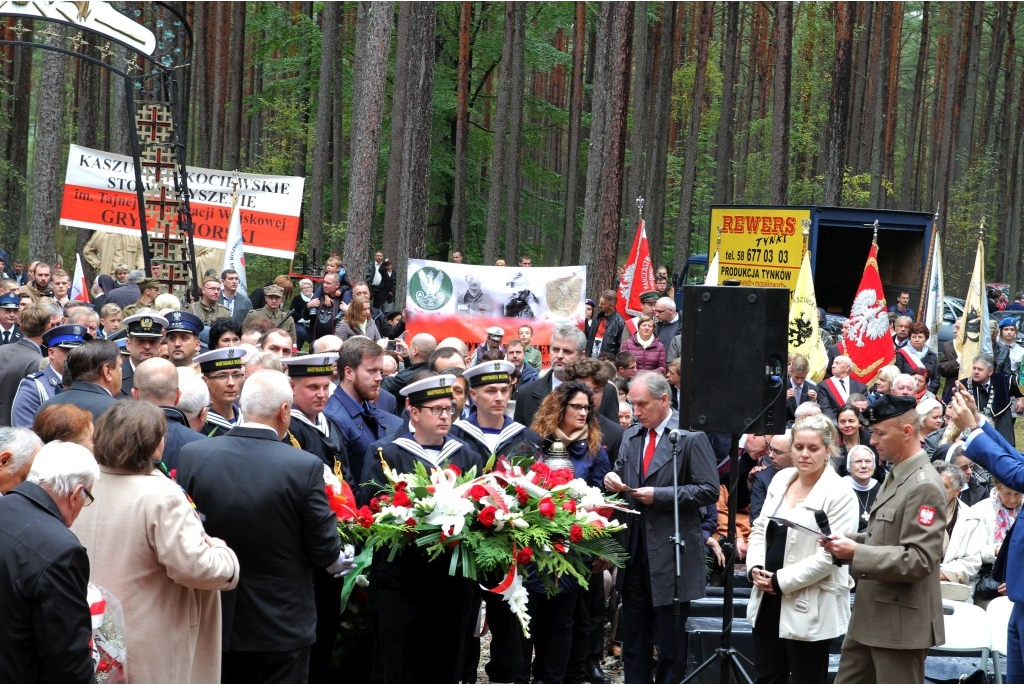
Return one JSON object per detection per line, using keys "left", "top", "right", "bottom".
{"left": 333, "top": 293, "right": 380, "bottom": 343}
{"left": 522, "top": 382, "right": 612, "bottom": 683}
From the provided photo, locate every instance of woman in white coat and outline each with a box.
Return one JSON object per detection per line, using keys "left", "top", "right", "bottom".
{"left": 746, "top": 414, "right": 859, "bottom": 683}
{"left": 932, "top": 460, "right": 985, "bottom": 590}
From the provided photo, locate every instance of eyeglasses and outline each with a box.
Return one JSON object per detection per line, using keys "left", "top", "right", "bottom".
{"left": 567, "top": 402, "right": 592, "bottom": 414}
{"left": 81, "top": 486, "right": 95, "bottom": 507}
{"left": 207, "top": 372, "right": 245, "bottom": 382}
{"left": 420, "top": 405, "right": 455, "bottom": 417}
{"left": 766, "top": 446, "right": 791, "bottom": 457}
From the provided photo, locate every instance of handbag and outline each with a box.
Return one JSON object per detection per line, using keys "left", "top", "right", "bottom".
{"left": 974, "top": 564, "right": 1001, "bottom": 602}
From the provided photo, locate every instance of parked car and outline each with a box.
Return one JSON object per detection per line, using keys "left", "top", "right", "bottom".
{"left": 937, "top": 296, "right": 965, "bottom": 344}
{"left": 820, "top": 313, "right": 847, "bottom": 348}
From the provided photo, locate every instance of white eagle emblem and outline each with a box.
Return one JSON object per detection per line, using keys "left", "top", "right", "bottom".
{"left": 846, "top": 289, "right": 890, "bottom": 347}
{"left": 413, "top": 269, "right": 449, "bottom": 310}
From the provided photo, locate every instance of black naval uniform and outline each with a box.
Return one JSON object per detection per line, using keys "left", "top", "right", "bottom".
{"left": 360, "top": 434, "right": 485, "bottom": 683}
{"left": 200, "top": 405, "right": 241, "bottom": 438}
{"left": 285, "top": 409, "right": 353, "bottom": 684}
{"left": 448, "top": 415, "right": 543, "bottom": 684}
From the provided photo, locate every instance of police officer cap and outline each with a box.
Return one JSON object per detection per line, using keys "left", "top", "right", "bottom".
{"left": 401, "top": 374, "right": 456, "bottom": 405}
{"left": 0, "top": 293, "right": 19, "bottom": 309}
{"left": 463, "top": 360, "right": 515, "bottom": 388}
{"left": 999, "top": 316, "right": 1017, "bottom": 329}
{"left": 486, "top": 326, "right": 504, "bottom": 341}
{"left": 281, "top": 353, "right": 339, "bottom": 377}
{"left": 862, "top": 393, "right": 918, "bottom": 425}
{"left": 123, "top": 313, "right": 168, "bottom": 338}
{"left": 42, "top": 324, "right": 93, "bottom": 349}
{"left": 639, "top": 290, "right": 660, "bottom": 304}
{"left": 164, "top": 310, "right": 204, "bottom": 337}
{"left": 194, "top": 346, "right": 246, "bottom": 374}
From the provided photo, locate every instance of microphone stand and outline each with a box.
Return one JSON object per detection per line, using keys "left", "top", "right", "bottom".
{"left": 668, "top": 430, "right": 686, "bottom": 680}
{"left": 684, "top": 432, "right": 754, "bottom": 684}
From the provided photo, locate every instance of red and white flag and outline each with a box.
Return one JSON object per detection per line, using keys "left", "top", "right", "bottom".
{"left": 844, "top": 242, "right": 895, "bottom": 385}
{"left": 71, "top": 253, "right": 90, "bottom": 303}
{"left": 617, "top": 218, "right": 656, "bottom": 319}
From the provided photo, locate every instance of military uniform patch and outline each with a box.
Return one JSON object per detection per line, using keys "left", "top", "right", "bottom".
{"left": 918, "top": 506, "right": 936, "bottom": 526}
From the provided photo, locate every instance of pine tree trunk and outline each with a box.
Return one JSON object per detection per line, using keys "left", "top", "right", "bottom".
{"left": 451, "top": 1, "right": 472, "bottom": 257}
{"left": 868, "top": 3, "right": 891, "bottom": 206}
{"left": 307, "top": 1, "right": 338, "bottom": 261}
{"left": 625, "top": 3, "right": 650, "bottom": 226}
{"left": 484, "top": 3, "right": 517, "bottom": 265}
{"left": 901, "top": 2, "right": 929, "bottom": 207}
{"left": 580, "top": 2, "right": 634, "bottom": 295}
{"left": 29, "top": 26, "right": 68, "bottom": 263}
{"left": 645, "top": 3, "right": 678, "bottom": 268}
{"left": 390, "top": 2, "right": 435, "bottom": 304}
{"left": 1, "top": 28, "right": 32, "bottom": 253}
{"left": 504, "top": 2, "right": 526, "bottom": 264}
{"left": 561, "top": 1, "right": 586, "bottom": 266}
{"left": 713, "top": 2, "right": 740, "bottom": 205}
{"left": 674, "top": 2, "right": 712, "bottom": 269}
{"left": 769, "top": 1, "right": 792, "bottom": 205}
{"left": 345, "top": 1, "right": 394, "bottom": 273}
{"left": 224, "top": 2, "right": 246, "bottom": 172}
{"left": 330, "top": 7, "right": 347, "bottom": 231}
{"left": 824, "top": 2, "right": 854, "bottom": 206}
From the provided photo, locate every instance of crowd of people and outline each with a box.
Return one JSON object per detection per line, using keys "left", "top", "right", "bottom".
{"left": 3, "top": 248, "right": 1024, "bottom": 685}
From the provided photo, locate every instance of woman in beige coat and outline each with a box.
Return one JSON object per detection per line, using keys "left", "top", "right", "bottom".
{"left": 746, "top": 414, "right": 859, "bottom": 683}
{"left": 72, "top": 400, "right": 240, "bottom": 683}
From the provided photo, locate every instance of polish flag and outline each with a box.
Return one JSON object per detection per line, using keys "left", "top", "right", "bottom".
{"left": 845, "top": 242, "right": 895, "bottom": 385}
{"left": 71, "top": 253, "right": 90, "bottom": 303}
{"left": 617, "top": 218, "right": 656, "bottom": 319}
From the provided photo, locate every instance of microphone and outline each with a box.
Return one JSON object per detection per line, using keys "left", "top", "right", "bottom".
{"left": 815, "top": 509, "right": 846, "bottom": 566}
{"left": 667, "top": 429, "right": 682, "bottom": 444}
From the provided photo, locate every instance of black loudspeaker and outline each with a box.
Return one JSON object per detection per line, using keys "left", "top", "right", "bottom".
{"left": 678, "top": 285, "right": 788, "bottom": 434}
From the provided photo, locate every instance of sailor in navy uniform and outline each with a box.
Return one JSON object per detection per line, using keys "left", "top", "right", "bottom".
{"left": 10, "top": 324, "right": 92, "bottom": 428}
{"left": 360, "top": 374, "right": 485, "bottom": 684}
{"left": 281, "top": 352, "right": 354, "bottom": 683}
{"left": 195, "top": 347, "right": 246, "bottom": 437}
{"left": 449, "top": 360, "right": 543, "bottom": 683}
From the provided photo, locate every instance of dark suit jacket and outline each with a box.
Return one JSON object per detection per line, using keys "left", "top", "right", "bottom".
{"left": 785, "top": 379, "right": 822, "bottom": 422}
{"left": 596, "top": 413, "right": 625, "bottom": 466}
{"left": 159, "top": 406, "right": 206, "bottom": 471}
{"left": 817, "top": 376, "right": 867, "bottom": 418}
{"left": 105, "top": 283, "right": 140, "bottom": 309}
{"left": 0, "top": 338, "right": 43, "bottom": 425}
{"left": 0, "top": 324, "right": 22, "bottom": 345}
{"left": 614, "top": 425, "right": 719, "bottom": 606}
{"left": 513, "top": 373, "right": 619, "bottom": 429}
{"left": 40, "top": 381, "right": 120, "bottom": 422}
{"left": 120, "top": 356, "right": 135, "bottom": 396}
{"left": 374, "top": 387, "right": 400, "bottom": 417}
{"left": 0, "top": 482, "right": 95, "bottom": 682}
{"left": 176, "top": 425, "right": 341, "bottom": 652}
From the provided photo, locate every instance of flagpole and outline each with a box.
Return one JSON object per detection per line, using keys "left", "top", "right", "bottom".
{"left": 918, "top": 204, "right": 940, "bottom": 323}
{"left": 801, "top": 218, "right": 811, "bottom": 259}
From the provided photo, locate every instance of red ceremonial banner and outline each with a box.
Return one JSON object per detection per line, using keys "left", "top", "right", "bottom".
{"left": 617, "top": 219, "right": 656, "bottom": 319}
{"left": 845, "top": 242, "right": 896, "bottom": 384}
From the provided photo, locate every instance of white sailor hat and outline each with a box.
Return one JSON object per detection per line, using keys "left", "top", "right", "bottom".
{"left": 123, "top": 312, "right": 168, "bottom": 338}
{"left": 281, "top": 353, "right": 339, "bottom": 377}
{"left": 463, "top": 360, "right": 515, "bottom": 388}
{"left": 194, "top": 346, "right": 246, "bottom": 374}
{"left": 486, "top": 326, "right": 505, "bottom": 341}
{"left": 401, "top": 373, "right": 456, "bottom": 405}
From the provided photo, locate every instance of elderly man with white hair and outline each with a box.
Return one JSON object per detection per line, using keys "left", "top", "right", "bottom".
{"left": 176, "top": 370, "right": 355, "bottom": 683}
{"left": 0, "top": 441, "right": 99, "bottom": 682}
{"left": 818, "top": 355, "right": 867, "bottom": 419}
{"left": 0, "top": 426, "right": 43, "bottom": 495}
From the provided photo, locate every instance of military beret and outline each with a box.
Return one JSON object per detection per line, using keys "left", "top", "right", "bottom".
{"left": 862, "top": 393, "right": 918, "bottom": 425}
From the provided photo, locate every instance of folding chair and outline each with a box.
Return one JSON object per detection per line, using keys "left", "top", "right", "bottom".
{"left": 987, "top": 596, "right": 1014, "bottom": 684}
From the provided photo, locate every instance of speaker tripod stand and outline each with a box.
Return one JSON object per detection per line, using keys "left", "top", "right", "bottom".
{"left": 683, "top": 433, "right": 754, "bottom": 684}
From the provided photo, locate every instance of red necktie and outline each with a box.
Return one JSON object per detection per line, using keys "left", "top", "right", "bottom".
{"left": 643, "top": 429, "right": 657, "bottom": 477}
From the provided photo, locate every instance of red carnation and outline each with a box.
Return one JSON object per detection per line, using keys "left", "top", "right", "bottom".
{"left": 404, "top": 517, "right": 418, "bottom": 536}
{"left": 395, "top": 480, "right": 409, "bottom": 492}
{"left": 478, "top": 505, "right": 498, "bottom": 528}
{"left": 570, "top": 523, "right": 584, "bottom": 543}
{"left": 355, "top": 505, "right": 374, "bottom": 528}
{"left": 516, "top": 547, "right": 534, "bottom": 565}
{"left": 531, "top": 461, "right": 551, "bottom": 479}
{"left": 449, "top": 464, "right": 462, "bottom": 476}
{"left": 470, "top": 484, "right": 488, "bottom": 501}
{"left": 368, "top": 497, "right": 381, "bottom": 513}
{"left": 561, "top": 499, "right": 577, "bottom": 513}
{"left": 538, "top": 496, "right": 556, "bottom": 519}
{"left": 515, "top": 485, "right": 529, "bottom": 506}
{"left": 547, "top": 468, "right": 574, "bottom": 487}
{"left": 393, "top": 489, "right": 412, "bottom": 507}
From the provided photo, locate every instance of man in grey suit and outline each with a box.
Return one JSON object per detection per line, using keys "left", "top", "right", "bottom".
{"left": 604, "top": 371, "right": 719, "bottom": 683}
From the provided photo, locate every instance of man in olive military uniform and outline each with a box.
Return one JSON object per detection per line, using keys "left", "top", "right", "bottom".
{"left": 824, "top": 394, "right": 947, "bottom": 684}
{"left": 120, "top": 277, "right": 162, "bottom": 318}
{"left": 10, "top": 324, "right": 91, "bottom": 428}
{"left": 243, "top": 284, "right": 296, "bottom": 344}
{"left": 190, "top": 276, "right": 231, "bottom": 326}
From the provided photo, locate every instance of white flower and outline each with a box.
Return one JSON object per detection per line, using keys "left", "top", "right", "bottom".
{"left": 424, "top": 488, "right": 475, "bottom": 536}
{"left": 354, "top": 574, "right": 369, "bottom": 588}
